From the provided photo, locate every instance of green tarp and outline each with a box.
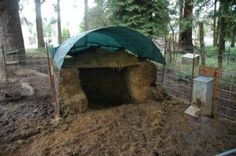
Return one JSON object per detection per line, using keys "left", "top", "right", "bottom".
{"left": 52, "top": 26, "right": 165, "bottom": 69}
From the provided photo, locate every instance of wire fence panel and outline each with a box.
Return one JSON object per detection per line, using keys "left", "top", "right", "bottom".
{"left": 0, "top": 51, "right": 52, "bottom": 102}
{"left": 217, "top": 71, "right": 236, "bottom": 123}
{"left": 1, "top": 46, "right": 236, "bottom": 124}
{"left": 157, "top": 52, "right": 236, "bottom": 124}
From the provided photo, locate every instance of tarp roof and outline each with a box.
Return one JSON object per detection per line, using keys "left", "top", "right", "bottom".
{"left": 51, "top": 26, "right": 165, "bottom": 69}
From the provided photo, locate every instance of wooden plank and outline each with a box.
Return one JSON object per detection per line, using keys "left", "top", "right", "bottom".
{"left": 5, "top": 60, "right": 19, "bottom": 65}
{"left": 199, "top": 65, "right": 221, "bottom": 119}
{"left": 5, "top": 49, "right": 20, "bottom": 55}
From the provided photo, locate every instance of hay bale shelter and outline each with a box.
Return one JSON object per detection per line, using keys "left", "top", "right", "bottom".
{"left": 51, "top": 27, "right": 166, "bottom": 116}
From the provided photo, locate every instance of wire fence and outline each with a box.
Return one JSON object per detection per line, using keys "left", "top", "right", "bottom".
{"left": 157, "top": 51, "right": 236, "bottom": 124}
{"left": 218, "top": 71, "right": 236, "bottom": 122}
{"left": 0, "top": 46, "right": 236, "bottom": 124}
{"left": 0, "top": 49, "right": 52, "bottom": 102}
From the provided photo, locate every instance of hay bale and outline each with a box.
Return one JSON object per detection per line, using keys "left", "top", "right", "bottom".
{"left": 57, "top": 49, "right": 169, "bottom": 115}
{"left": 59, "top": 68, "right": 87, "bottom": 117}
{"left": 62, "top": 48, "right": 141, "bottom": 68}
{"left": 126, "top": 62, "right": 157, "bottom": 103}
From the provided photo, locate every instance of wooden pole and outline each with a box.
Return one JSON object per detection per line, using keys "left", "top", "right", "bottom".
{"left": 162, "top": 35, "right": 167, "bottom": 85}
{"left": 190, "top": 48, "right": 196, "bottom": 104}
{"left": 46, "top": 44, "right": 60, "bottom": 118}
{"left": 1, "top": 43, "right": 8, "bottom": 82}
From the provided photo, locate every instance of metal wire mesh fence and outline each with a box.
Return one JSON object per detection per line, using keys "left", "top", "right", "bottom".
{"left": 156, "top": 51, "right": 236, "bottom": 124}
{"left": 0, "top": 48, "right": 52, "bottom": 102}
{"left": 218, "top": 71, "right": 236, "bottom": 122}
{"left": 0, "top": 46, "right": 235, "bottom": 124}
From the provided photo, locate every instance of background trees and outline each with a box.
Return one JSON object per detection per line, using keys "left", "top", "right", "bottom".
{"left": 178, "top": 0, "right": 193, "bottom": 52}
{"left": 81, "top": 0, "right": 111, "bottom": 30}
{"left": 84, "top": 0, "right": 89, "bottom": 31}
{"left": 217, "top": 0, "right": 236, "bottom": 68}
{"left": 82, "top": 0, "right": 170, "bottom": 37}
{"left": 56, "top": 0, "right": 62, "bottom": 44}
{"left": 34, "top": 0, "right": 45, "bottom": 48}
{"left": 0, "top": 0, "right": 25, "bottom": 60}
{"left": 0, "top": 0, "right": 235, "bottom": 70}
{"left": 109, "top": 0, "right": 169, "bottom": 37}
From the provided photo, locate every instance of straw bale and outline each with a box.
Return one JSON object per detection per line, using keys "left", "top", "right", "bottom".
{"left": 125, "top": 62, "right": 157, "bottom": 103}
{"left": 59, "top": 68, "right": 87, "bottom": 116}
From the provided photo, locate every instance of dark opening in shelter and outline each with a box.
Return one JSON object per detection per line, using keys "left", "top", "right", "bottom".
{"left": 79, "top": 67, "right": 132, "bottom": 107}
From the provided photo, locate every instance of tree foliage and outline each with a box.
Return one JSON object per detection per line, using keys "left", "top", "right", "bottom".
{"left": 81, "top": 0, "right": 111, "bottom": 31}
{"left": 43, "top": 18, "right": 56, "bottom": 37}
{"left": 82, "top": 0, "right": 169, "bottom": 37}
{"left": 109, "top": 0, "right": 169, "bottom": 37}
{"left": 62, "top": 28, "right": 70, "bottom": 38}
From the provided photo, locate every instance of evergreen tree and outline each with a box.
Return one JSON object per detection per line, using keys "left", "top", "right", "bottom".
{"left": 109, "top": 0, "right": 169, "bottom": 37}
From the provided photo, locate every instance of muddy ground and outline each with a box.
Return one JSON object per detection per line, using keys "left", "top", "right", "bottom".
{"left": 0, "top": 91, "right": 236, "bottom": 156}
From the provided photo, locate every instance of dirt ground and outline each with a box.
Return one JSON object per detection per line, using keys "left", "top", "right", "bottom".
{"left": 1, "top": 47, "right": 235, "bottom": 156}
{"left": 0, "top": 90, "right": 236, "bottom": 156}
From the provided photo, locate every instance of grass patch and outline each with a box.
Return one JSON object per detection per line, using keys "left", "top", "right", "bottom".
{"left": 26, "top": 48, "right": 48, "bottom": 57}
{"left": 205, "top": 46, "right": 236, "bottom": 58}
{"left": 165, "top": 47, "right": 236, "bottom": 86}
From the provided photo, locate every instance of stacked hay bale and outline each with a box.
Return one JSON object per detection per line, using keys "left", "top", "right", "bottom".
{"left": 59, "top": 68, "right": 87, "bottom": 117}
{"left": 125, "top": 62, "right": 157, "bottom": 103}
{"left": 58, "top": 48, "right": 167, "bottom": 116}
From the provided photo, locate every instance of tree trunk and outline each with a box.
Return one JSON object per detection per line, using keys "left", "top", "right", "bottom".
{"left": 164, "top": 34, "right": 167, "bottom": 60}
{"left": 230, "top": 28, "right": 235, "bottom": 47}
{"left": 217, "top": 0, "right": 227, "bottom": 69}
{"left": 218, "top": 17, "right": 225, "bottom": 69}
{"left": 57, "top": 0, "right": 62, "bottom": 44}
{"left": 179, "top": 0, "right": 184, "bottom": 44}
{"left": 0, "top": 0, "right": 25, "bottom": 64}
{"left": 169, "top": 23, "right": 175, "bottom": 60}
{"left": 179, "top": 0, "right": 193, "bottom": 53}
{"left": 35, "top": 0, "right": 45, "bottom": 48}
{"left": 84, "top": 0, "right": 88, "bottom": 31}
{"left": 168, "top": 36, "right": 172, "bottom": 62}
{"left": 216, "top": 17, "right": 220, "bottom": 46}
{"left": 199, "top": 22, "right": 205, "bottom": 66}
{"left": 213, "top": 0, "right": 218, "bottom": 47}
{"left": 218, "top": 16, "right": 225, "bottom": 69}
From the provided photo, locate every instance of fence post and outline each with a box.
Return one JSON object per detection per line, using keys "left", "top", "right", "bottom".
{"left": 162, "top": 65, "right": 166, "bottom": 85}
{"left": 46, "top": 44, "right": 60, "bottom": 118}
{"left": 1, "top": 43, "right": 8, "bottom": 82}
{"left": 190, "top": 47, "right": 196, "bottom": 104}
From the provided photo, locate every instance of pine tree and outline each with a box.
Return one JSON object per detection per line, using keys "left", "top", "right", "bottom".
{"left": 109, "top": 0, "right": 169, "bottom": 37}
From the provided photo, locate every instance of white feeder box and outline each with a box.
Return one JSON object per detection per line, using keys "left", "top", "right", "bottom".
{"left": 192, "top": 76, "right": 214, "bottom": 117}
{"left": 181, "top": 53, "right": 199, "bottom": 65}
